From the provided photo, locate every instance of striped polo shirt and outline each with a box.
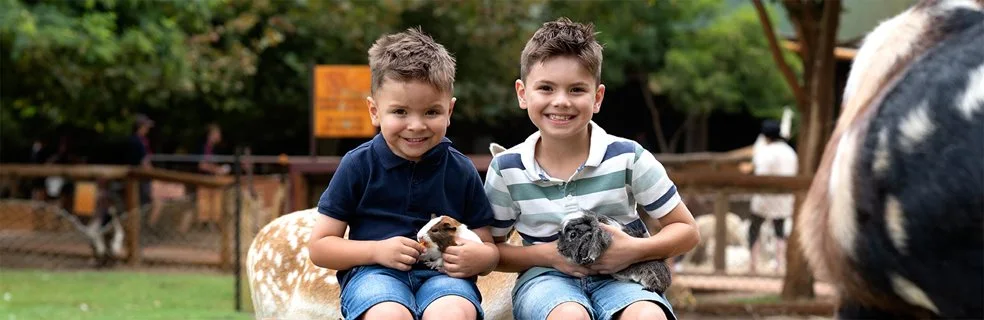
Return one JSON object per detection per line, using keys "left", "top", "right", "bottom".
{"left": 484, "top": 121, "right": 681, "bottom": 245}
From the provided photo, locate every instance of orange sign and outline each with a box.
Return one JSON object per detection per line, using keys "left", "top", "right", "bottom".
{"left": 313, "top": 65, "right": 376, "bottom": 138}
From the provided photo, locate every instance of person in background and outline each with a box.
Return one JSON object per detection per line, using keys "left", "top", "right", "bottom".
{"left": 193, "top": 123, "right": 228, "bottom": 228}
{"left": 127, "top": 114, "right": 154, "bottom": 170}
{"left": 198, "top": 123, "right": 230, "bottom": 175}
{"left": 125, "top": 114, "right": 155, "bottom": 219}
{"left": 742, "top": 119, "right": 798, "bottom": 274}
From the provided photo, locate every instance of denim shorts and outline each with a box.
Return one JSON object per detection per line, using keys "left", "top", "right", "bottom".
{"left": 338, "top": 265, "right": 484, "bottom": 320}
{"left": 512, "top": 269, "right": 676, "bottom": 320}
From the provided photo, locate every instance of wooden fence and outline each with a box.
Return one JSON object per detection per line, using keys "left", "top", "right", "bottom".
{"left": 0, "top": 164, "right": 237, "bottom": 268}
{"left": 1, "top": 159, "right": 814, "bottom": 273}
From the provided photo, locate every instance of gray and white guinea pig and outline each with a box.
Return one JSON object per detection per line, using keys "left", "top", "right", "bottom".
{"left": 416, "top": 214, "right": 482, "bottom": 271}
{"left": 558, "top": 210, "right": 672, "bottom": 294}
{"left": 557, "top": 211, "right": 616, "bottom": 265}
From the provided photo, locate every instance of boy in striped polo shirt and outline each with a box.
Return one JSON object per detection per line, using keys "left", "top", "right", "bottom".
{"left": 484, "top": 18, "right": 700, "bottom": 320}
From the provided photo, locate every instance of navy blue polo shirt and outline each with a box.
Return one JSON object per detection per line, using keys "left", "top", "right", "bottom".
{"left": 317, "top": 134, "right": 495, "bottom": 277}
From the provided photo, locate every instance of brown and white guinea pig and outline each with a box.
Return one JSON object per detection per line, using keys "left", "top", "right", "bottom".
{"left": 798, "top": 0, "right": 984, "bottom": 319}
{"left": 416, "top": 214, "right": 483, "bottom": 271}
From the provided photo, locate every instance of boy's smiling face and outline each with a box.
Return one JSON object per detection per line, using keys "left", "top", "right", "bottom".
{"left": 368, "top": 78, "right": 455, "bottom": 161}
{"left": 516, "top": 56, "right": 605, "bottom": 141}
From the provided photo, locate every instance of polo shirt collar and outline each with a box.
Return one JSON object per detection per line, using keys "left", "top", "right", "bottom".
{"left": 371, "top": 133, "right": 451, "bottom": 169}
{"left": 519, "top": 121, "right": 612, "bottom": 179}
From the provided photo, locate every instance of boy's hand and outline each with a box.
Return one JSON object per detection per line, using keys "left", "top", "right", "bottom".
{"left": 442, "top": 239, "right": 497, "bottom": 278}
{"left": 589, "top": 224, "right": 644, "bottom": 275}
{"left": 371, "top": 236, "right": 425, "bottom": 271}
{"left": 548, "top": 242, "right": 596, "bottom": 278}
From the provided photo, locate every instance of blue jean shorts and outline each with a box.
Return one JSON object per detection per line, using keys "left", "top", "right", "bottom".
{"left": 512, "top": 269, "right": 677, "bottom": 320}
{"left": 338, "top": 265, "right": 484, "bottom": 320}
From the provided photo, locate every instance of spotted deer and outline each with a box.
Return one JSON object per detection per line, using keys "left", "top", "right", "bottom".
{"left": 797, "top": 0, "right": 983, "bottom": 318}
{"left": 246, "top": 208, "right": 520, "bottom": 320}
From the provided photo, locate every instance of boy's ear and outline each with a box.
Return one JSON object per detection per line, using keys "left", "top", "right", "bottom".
{"left": 515, "top": 79, "right": 528, "bottom": 110}
{"left": 593, "top": 84, "right": 606, "bottom": 113}
{"left": 367, "top": 96, "right": 380, "bottom": 127}
{"left": 448, "top": 97, "right": 456, "bottom": 119}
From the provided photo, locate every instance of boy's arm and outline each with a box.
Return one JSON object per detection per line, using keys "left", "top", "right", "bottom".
{"left": 632, "top": 144, "right": 700, "bottom": 259}
{"left": 617, "top": 203, "right": 699, "bottom": 260}
{"left": 308, "top": 153, "right": 424, "bottom": 271}
{"left": 591, "top": 144, "right": 699, "bottom": 274}
{"left": 442, "top": 168, "right": 501, "bottom": 278}
{"left": 309, "top": 214, "right": 424, "bottom": 271}
{"left": 308, "top": 214, "right": 375, "bottom": 270}
{"left": 443, "top": 226, "right": 499, "bottom": 278}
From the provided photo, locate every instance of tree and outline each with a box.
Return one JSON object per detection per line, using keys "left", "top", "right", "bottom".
{"left": 0, "top": 0, "right": 213, "bottom": 152}
{"left": 0, "top": 0, "right": 544, "bottom": 157}
{"left": 752, "top": 0, "right": 843, "bottom": 299}
{"left": 541, "top": 0, "right": 720, "bottom": 153}
{"left": 654, "top": 4, "right": 800, "bottom": 152}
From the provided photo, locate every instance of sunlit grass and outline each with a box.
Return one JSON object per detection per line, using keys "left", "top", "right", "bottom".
{"left": 0, "top": 269, "right": 252, "bottom": 319}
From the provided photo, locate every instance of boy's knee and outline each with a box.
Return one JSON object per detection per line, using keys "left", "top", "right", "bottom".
{"left": 547, "top": 302, "right": 590, "bottom": 320}
{"left": 363, "top": 302, "right": 413, "bottom": 320}
{"left": 616, "top": 301, "right": 667, "bottom": 320}
{"left": 422, "top": 295, "right": 477, "bottom": 320}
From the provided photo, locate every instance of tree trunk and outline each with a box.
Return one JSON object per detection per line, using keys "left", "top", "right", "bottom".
{"left": 669, "top": 113, "right": 699, "bottom": 153}
{"left": 640, "top": 78, "right": 671, "bottom": 153}
{"left": 752, "top": 0, "right": 843, "bottom": 300}
{"left": 682, "top": 112, "right": 710, "bottom": 153}
{"left": 782, "top": 191, "right": 815, "bottom": 298}
{"left": 696, "top": 113, "right": 709, "bottom": 152}
{"left": 800, "top": 0, "right": 841, "bottom": 175}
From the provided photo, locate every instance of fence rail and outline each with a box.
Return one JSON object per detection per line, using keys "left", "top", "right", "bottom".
{"left": 0, "top": 164, "right": 276, "bottom": 271}
{"left": 1, "top": 160, "right": 814, "bottom": 274}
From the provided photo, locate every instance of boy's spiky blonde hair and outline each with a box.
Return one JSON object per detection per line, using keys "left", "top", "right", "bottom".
{"left": 368, "top": 27, "right": 456, "bottom": 94}
{"left": 520, "top": 17, "right": 603, "bottom": 82}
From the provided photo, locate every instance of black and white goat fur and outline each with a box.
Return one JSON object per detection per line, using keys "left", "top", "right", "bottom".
{"left": 798, "top": 0, "right": 984, "bottom": 318}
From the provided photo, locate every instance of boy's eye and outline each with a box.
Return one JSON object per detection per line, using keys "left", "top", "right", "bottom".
{"left": 426, "top": 109, "right": 441, "bottom": 116}
{"left": 391, "top": 109, "right": 407, "bottom": 115}
{"left": 570, "top": 87, "right": 587, "bottom": 93}
{"left": 537, "top": 86, "right": 553, "bottom": 91}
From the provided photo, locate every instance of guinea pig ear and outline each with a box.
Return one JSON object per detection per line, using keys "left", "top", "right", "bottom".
{"left": 593, "top": 227, "right": 613, "bottom": 254}
{"left": 431, "top": 213, "right": 437, "bottom": 220}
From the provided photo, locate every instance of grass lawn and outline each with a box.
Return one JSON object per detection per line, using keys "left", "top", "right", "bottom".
{"left": 0, "top": 268, "right": 253, "bottom": 319}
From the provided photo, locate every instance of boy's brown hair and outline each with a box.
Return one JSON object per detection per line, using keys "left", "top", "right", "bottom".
{"left": 520, "top": 17, "right": 603, "bottom": 82}
{"left": 367, "top": 27, "right": 456, "bottom": 95}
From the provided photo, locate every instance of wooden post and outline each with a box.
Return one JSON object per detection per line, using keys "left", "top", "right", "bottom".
{"left": 233, "top": 147, "right": 243, "bottom": 311}
{"left": 713, "top": 191, "right": 729, "bottom": 273}
{"left": 782, "top": 190, "right": 816, "bottom": 299}
{"left": 220, "top": 186, "right": 231, "bottom": 271}
{"left": 125, "top": 178, "right": 142, "bottom": 266}
{"left": 289, "top": 167, "right": 308, "bottom": 212}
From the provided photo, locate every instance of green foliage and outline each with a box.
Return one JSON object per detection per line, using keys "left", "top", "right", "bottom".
{"left": 0, "top": 0, "right": 799, "bottom": 156}
{"left": 653, "top": 3, "right": 801, "bottom": 118}
{"left": 1, "top": 0, "right": 213, "bottom": 145}
{"left": 541, "top": 0, "right": 720, "bottom": 87}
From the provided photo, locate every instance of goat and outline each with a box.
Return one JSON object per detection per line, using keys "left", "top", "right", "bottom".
{"left": 797, "top": 0, "right": 984, "bottom": 318}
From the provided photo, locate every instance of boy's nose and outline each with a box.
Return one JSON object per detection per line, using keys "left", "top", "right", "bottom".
{"left": 407, "top": 117, "right": 427, "bottom": 130}
{"left": 551, "top": 94, "right": 573, "bottom": 108}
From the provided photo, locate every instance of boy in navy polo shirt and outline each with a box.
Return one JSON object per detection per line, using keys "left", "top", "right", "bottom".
{"left": 308, "top": 27, "right": 498, "bottom": 320}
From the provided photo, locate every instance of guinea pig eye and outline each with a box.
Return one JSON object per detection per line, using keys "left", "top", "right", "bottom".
{"left": 567, "top": 232, "right": 576, "bottom": 240}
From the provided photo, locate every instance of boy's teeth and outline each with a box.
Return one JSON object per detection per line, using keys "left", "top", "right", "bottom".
{"left": 548, "top": 115, "right": 572, "bottom": 120}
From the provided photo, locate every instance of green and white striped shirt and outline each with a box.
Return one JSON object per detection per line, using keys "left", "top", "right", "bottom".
{"left": 484, "top": 121, "right": 681, "bottom": 245}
